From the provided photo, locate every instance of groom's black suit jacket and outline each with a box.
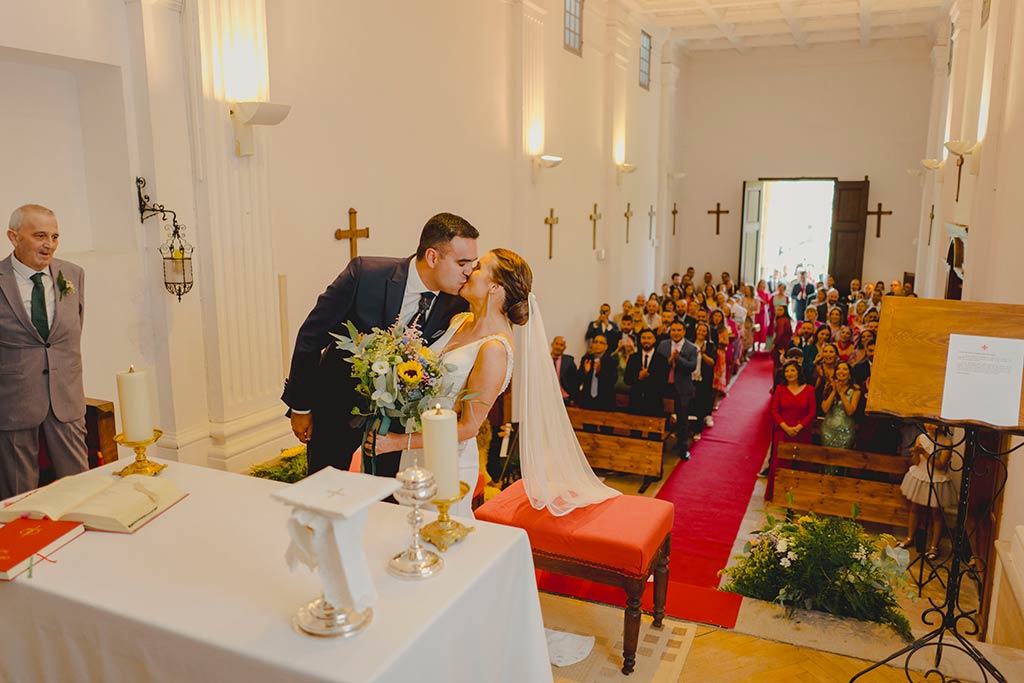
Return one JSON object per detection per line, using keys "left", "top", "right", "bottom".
{"left": 283, "top": 256, "right": 468, "bottom": 473}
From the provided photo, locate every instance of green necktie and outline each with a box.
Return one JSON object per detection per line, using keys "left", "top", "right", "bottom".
{"left": 30, "top": 272, "right": 49, "bottom": 340}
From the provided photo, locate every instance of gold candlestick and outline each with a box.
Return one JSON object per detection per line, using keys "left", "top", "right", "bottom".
{"left": 420, "top": 481, "right": 473, "bottom": 552}
{"left": 113, "top": 429, "right": 166, "bottom": 477}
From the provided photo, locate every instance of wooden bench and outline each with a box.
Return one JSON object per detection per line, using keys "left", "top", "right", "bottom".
{"left": 476, "top": 481, "right": 673, "bottom": 675}
{"left": 766, "top": 441, "right": 911, "bottom": 527}
{"left": 566, "top": 407, "right": 667, "bottom": 486}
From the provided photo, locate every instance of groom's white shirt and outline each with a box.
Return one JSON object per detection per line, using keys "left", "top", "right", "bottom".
{"left": 399, "top": 257, "right": 439, "bottom": 326}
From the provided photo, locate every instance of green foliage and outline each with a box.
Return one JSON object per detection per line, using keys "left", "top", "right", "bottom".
{"left": 720, "top": 513, "right": 913, "bottom": 640}
{"left": 249, "top": 446, "right": 308, "bottom": 483}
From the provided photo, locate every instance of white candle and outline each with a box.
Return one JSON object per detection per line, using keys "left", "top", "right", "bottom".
{"left": 422, "top": 405, "right": 459, "bottom": 500}
{"left": 116, "top": 366, "right": 153, "bottom": 443}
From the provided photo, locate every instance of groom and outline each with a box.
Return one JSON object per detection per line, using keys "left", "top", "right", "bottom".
{"left": 283, "top": 213, "right": 479, "bottom": 477}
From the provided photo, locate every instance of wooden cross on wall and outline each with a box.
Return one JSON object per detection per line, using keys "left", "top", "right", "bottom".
{"left": 671, "top": 202, "right": 678, "bottom": 236}
{"left": 544, "top": 208, "right": 559, "bottom": 259}
{"left": 866, "top": 202, "right": 893, "bottom": 238}
{"left": 707, "top": 202, "right": 729, "bottom": 235}
{"left": 589, "top": 203, "right": 602, "bottom": 250}
{"left": 334, "top": 208, "right": 370, "bottom": 259}
{"left": 648, "top": 205, "right": 656, "bottom": 241}
{"left": 624, "top": 202, "right": 634, "bottom": 244}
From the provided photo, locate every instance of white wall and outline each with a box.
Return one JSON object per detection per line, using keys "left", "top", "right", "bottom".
{"left": 266, "top": 0, "right": 665, "bottom": 359}
{"left": 672, "top": 39, "right": 933, "bottom": 285}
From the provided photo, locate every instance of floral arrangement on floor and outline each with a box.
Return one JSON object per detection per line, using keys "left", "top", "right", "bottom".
{"left": 719, "top": 512, "right": 913, "bottom": 640}
{"left": 250, "top": 445, "right": 307, "bottom": 483}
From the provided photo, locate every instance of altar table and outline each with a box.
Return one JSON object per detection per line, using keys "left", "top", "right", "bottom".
{"left": 0, "top": 460, "right": 552, "bottom": 683}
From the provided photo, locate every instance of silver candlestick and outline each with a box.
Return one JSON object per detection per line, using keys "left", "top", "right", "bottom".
{"left": 388, "top": 460, "right": 444, "bottom": 579}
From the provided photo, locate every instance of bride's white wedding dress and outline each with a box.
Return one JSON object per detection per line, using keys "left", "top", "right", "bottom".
{"left": 399, "top": 312, "right": 512, "bottom": 518}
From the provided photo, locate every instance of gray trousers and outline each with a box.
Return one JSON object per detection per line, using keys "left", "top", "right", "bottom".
{"left": 0, "top": 407, "right": 88, "bottom": 500}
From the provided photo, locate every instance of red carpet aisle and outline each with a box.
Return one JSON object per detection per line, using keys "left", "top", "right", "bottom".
{"left": 536, "top": 354, "right": 775, "bottom": 628}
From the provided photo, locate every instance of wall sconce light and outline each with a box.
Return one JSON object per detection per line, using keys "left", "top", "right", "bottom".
{"left": 943, "top": 140, "right": 982, "bottom": 201}
{"left": 616, "top": 163, "right": 637, "bottom": 186}
{"left": 136, "top": 177, "right": 194, "bottom": 302}
{"left": 231, "top": 101, "right": 291, "bottom": 156}
{"left": 531, "top": 154, "right": 563, "bottom": 183}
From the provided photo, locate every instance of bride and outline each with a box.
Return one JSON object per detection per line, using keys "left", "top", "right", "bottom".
{"left": 372, "top": 248, "right": 619, "bottom": 518}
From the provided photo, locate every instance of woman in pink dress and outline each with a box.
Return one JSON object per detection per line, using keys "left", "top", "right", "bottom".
{"left": 755, "top": 280, "right": 772, "bottom": 349}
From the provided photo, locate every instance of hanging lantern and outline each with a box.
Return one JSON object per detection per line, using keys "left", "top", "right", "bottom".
{"left": 136, "top": 177, "right": 194, "bottom": 302}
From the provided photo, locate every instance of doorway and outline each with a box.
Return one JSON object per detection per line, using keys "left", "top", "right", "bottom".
{"left": 739, "top": 179, "right": 836, "bottom": 291}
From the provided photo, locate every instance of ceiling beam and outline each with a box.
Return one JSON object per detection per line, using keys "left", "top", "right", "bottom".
{"left": 778, "top": 0, "right": 807, "bottom": 48}
{"left": 692, "top": 0, "right": 748, "bottom": 53}
{"left": 859, "top": 0, "right": 872, "bottom": 47}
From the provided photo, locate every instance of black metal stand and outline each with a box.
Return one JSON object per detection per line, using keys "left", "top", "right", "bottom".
{"left": 850, "top": 426, "right": 1012, "bottom": 683}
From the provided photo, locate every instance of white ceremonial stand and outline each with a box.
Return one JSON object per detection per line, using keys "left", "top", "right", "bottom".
{"left": 273, "top": 467, "right": 400, "bottom": 637}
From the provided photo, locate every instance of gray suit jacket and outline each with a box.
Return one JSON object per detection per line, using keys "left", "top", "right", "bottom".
{"left": 656, "top": 337, "right": 698, "bottom": 400}
{"left": 0, "top": 255, "right": 86, "bottom": 430}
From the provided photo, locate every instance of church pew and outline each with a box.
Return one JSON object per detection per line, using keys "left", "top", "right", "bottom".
{"left": 37, "top": 398, "right": 117, "bottom": 485}
{"left": 476, "top": 480, "right": 673, "bottom": 675}
{"left": 766, "top": 441, "right": 911, "bottom": 527}
{"left": 565, "top": 406, "right": 667, "bottom": 480}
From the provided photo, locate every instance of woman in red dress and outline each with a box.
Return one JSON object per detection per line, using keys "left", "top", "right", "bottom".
{"left": 771, "top": 361, "right": 817, "bottom": 444}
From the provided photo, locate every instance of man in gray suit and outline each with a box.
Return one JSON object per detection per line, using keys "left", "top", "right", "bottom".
{"left": 657, "top": 321, "right": 698, "bottom": 461}
{"left": 0, "top": 204, "right": 87, "bottom": 499}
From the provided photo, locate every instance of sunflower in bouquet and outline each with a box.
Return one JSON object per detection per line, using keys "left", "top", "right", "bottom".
{"left": 333, "top": 319, "right": 458, "bottom": 474}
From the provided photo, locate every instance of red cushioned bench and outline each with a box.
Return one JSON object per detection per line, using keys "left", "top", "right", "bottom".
{"left": 475, "top": 480, "right": 673, "bottom": 675}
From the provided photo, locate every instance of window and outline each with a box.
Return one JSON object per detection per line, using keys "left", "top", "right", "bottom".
{"left": 639, "top": 31, "right": 652, "bottom": 90}
{"left": 564, "top": 0, "right": 583, "bottom": 56}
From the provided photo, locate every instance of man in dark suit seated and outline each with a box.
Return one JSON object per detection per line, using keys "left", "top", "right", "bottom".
{"left": 625, "top": 329, "right": 668, "bottom": 416}
{"left": 585, "top": 303, "right": 620, "bottom": 351}
{"left": 577, "top": 334, "right": 618, "bottom": 411}
{"left": 551, "top": 335, "right": 578, "bottom": 406}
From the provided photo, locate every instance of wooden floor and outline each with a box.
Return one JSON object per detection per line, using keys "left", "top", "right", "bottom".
{"left": 679, "top": 627, "right": 927, "bottom": 682}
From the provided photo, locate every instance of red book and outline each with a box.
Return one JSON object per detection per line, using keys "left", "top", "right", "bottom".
{"left": 0, "top": 518, "right": 85, "bottom": 581}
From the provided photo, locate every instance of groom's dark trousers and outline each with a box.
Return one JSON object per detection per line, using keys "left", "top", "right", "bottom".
{"left": 283, "top": 256, "right": 467, "bottom": 475}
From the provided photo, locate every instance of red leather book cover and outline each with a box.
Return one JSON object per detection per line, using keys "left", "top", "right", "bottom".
{"left": 0, "top": 518, "right": 85, "bottom": 580}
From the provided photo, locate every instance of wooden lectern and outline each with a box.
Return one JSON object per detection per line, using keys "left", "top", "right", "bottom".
{"left": 852, "top": 296, "right": 1023, "bottom": 683}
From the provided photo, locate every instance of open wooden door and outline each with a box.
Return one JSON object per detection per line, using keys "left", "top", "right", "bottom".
{"left": 828, "top": 179, "right": 869, "bottom": 296}
{"left": 739, "top": 180, "right": 764, "bottom": 285}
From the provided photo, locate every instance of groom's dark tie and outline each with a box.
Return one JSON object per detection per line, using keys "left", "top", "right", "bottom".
{"left": 416, "top": 292, "right": 436, "bottom": 328}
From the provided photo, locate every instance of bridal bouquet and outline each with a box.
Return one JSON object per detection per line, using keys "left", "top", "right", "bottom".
{"left": 333, "top": 319, "right": 457, "bottom": 470}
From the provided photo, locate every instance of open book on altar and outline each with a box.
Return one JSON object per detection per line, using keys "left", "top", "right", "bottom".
{"left": 0, "top": 474, "right": 185, "bottom": 533}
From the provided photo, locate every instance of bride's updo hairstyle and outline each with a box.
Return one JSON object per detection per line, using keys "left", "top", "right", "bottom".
{"left": 489, "top": 248, "right": 533, "bottom": 326}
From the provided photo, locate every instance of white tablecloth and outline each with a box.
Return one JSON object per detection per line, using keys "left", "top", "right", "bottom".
{"left": 0, "top": 460, "right": 552, "bottom": 683}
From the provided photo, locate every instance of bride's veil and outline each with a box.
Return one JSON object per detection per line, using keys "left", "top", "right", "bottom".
{"left": 513, "top": 293, "right": 620, "bottom": 516}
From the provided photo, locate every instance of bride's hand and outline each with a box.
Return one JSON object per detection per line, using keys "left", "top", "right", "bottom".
{"left": 365, "top": 431, "right": 400, "bottom": 454}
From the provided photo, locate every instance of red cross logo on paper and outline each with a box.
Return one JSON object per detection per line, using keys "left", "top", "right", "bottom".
{"left": 982, "top": 345, "right": 989, "bottom": 350}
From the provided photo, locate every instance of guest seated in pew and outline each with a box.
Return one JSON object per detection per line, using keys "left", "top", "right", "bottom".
{"left": 577, "top": 334, "right": 618, "bottom": 411}
{"left": 550, "top": 336, "right": 577, "bottom": 406}
{"left": 898, "top": 424, "right": 955, "bottom": 560}
{"left": 820, "top": 360, "right": 861, "bottom": 449}
{"left": 625, "top": 329, "right": 669, "bottom": 416}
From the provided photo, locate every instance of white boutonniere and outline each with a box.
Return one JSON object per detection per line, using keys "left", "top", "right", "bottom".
{"left": 57, "top": 270, "right": 74, "bottom": 300}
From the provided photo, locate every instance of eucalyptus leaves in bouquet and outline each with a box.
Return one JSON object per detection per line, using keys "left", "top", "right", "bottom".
{"left": 720, "top": 512, "right": 914, "bottom": 640}
{"left": 333, "top": 319, "right": 459, "bottom": 473}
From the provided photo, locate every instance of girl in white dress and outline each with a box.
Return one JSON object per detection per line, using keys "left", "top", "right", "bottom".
{"left": 898, "top": 424, "right": 956, "bottom": 560}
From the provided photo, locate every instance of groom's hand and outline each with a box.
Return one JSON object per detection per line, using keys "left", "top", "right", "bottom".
{"left": 291, "top": 412, "right": 313, "bottom": 443}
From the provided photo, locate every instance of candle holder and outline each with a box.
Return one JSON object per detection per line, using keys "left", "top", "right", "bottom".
{"left": 388, "top": 463, "right": 444, "bottom": 579}
{"left": 294, "top": 593, "right": 372, "bottom": 638}
{"left": 113, "top": 429, "right": 166, "bottom": 477}
{"left": 420, "top": 481, "right": 473, "bottom": 552}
